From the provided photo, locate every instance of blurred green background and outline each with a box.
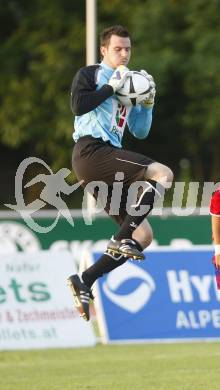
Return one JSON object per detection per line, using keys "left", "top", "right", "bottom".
{"left": 0, "top": 0, "right": 220, "bottom": 208}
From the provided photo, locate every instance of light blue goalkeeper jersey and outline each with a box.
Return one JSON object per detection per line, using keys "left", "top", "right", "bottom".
{"left": 72, "top": 61, "right": 153, "bottom": 148}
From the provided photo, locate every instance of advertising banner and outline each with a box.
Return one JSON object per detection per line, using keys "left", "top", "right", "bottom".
{"left": 0, "top": 251, "right": 96, "bottom": 350}
{"left": 0, "top": 214, "right": 212, "bottom": 273}
{"left": 92, "top": 247, "right": 220, "bottom": 343}
{"left": 0, "top": 213, "right": 212, "bottom": 257}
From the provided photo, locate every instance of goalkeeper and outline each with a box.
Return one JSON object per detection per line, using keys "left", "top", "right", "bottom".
{"left": 68, "top": 25, "right": 173, "bottom": 321}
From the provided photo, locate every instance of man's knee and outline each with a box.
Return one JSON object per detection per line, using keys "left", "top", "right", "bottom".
{"left": 144, "top": 163, "right": 174, "bottom": 189}
{"left": 159, "top": 166, "right": 174, "bottom": 188}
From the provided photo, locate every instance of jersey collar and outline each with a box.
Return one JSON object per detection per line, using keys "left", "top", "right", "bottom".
{"left": 100, "top": 61, "right": 114, "bottom": 75}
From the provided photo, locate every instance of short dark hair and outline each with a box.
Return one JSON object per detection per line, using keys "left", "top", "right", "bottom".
{"left": 100, "top": 25, "right": 131, "bottom": 48}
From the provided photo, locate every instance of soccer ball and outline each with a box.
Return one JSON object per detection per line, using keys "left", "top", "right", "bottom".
{"left": 116, "top": 71, "right": 151, "bottom": 107}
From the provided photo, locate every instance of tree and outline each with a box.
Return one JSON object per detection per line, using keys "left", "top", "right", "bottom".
{"left": 0, "top": 0, "right": 85, "bottom": 171}
{"left": 0, "top": 0, "right": 220, "bottom": 209}
{"left": 124, "top": 0, "right": 220, "bottom": 181}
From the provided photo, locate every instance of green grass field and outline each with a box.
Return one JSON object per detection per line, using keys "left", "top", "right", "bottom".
{"left": 1, "top": 342, "right": 220, "bottom": 390}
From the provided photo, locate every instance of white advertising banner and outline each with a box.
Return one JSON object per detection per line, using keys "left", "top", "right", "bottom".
{"left": 0, "top": 251, "right": 96, "bottom": 350}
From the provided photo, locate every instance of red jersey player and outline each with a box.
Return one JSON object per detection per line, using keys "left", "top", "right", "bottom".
{"left": 210, "top": 188, "right": 220, "bottom": 289}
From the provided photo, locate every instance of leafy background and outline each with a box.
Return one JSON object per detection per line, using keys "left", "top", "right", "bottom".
{"left": 0, "top": 0, "right": 219, "bottom": 208}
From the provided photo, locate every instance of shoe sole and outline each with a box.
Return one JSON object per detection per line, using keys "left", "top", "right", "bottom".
{"left": 67, "top": 278, "right": 89, "bottom": 321}
{"left": 107, "top": 247, "right": 144, "bottom": 260}
{"left": 122, "top": 252, "right": 145, "bottom": 260}
{"left": 107, "top": 247, "right": 121, "bottom": 256}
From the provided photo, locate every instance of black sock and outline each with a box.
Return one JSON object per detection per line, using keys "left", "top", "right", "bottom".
{"left": 82, "top": 252, "right": 128, "bottom": 288}
{"left": 115, "top": 180, "right": 164, "bottom": 241}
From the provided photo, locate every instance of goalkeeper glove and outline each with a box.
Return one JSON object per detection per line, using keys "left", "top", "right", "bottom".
{"left": 140, "top": 69, "right": 156, "bottom": 90}
{"left": 108, "top": 65, "right": 131, "bottom": 93}
{"left": 140, "top": 69, "right": 156, "bottom": 108}
{"left": 141, "top": 89, "right": 156, "bottom": 108}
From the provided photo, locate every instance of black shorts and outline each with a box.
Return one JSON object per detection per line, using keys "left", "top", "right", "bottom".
{"left": 72, "top": 136, "right": 155, "bottom": 225}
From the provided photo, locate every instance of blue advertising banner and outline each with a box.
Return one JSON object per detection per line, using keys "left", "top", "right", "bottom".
{"left": 92, "top": 248, "right": 220, "bottom": 343}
